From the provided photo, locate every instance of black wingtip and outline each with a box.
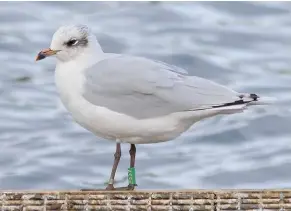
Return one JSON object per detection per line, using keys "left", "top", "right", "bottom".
{"left": 250, "top": 93, "right": 259, "bottom": 101}
{"left": 212, "top": 99, "right": 245, "bottom": 108}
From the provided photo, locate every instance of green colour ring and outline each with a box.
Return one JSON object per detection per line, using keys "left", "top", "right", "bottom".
{"left": 128, "top": 167, "right": 137, "bottom": 185}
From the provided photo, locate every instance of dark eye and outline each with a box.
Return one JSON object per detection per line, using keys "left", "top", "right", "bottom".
{"left": 66, "top": 39, "right": 78, "bottom": 47}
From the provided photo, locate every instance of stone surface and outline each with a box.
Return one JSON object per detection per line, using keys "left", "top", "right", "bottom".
{"left": 0, "top": 190, "right": 290, "bottom": 210}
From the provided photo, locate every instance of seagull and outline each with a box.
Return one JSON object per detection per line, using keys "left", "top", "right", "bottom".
{"left": 36, "top": 24, "right": 272, "bottom": 190}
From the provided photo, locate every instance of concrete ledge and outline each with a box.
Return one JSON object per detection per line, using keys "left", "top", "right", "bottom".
{"left": 0, "top": 189, "right": 290, "bottom": 210}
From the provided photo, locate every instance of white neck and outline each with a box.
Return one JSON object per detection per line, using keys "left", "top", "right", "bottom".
{"left": 54, "top": 35, "right": 108, "bottom": 111}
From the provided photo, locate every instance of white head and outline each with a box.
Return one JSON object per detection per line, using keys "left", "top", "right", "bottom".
{"left": 36, "top": 24, "right": 103, "bottom": 62}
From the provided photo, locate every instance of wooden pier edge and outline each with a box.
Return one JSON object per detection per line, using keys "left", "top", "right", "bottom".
{"left": 0, "top": 189, "right": 290, "bottom": 210}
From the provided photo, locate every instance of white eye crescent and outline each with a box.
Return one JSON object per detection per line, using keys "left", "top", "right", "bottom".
{"left": 66, "top": 39, "right": 79, "bottom": 47}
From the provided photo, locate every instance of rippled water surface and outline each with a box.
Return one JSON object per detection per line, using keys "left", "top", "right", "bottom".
{"left": 0, "top": 2, "right": 291, "bottom": 190}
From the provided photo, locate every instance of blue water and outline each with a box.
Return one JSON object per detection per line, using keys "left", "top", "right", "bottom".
{"left": 0, "top": 1, "right": 291, "bottom": 190}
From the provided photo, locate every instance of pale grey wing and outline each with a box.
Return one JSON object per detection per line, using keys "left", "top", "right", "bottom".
{"left": 82, "top": 55, "right": 240, "bottom": 119}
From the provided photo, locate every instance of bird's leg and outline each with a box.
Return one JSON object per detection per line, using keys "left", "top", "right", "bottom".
{"left": 112, "top": 144, "right": 137, "bottom": 190}
{"left": 81, "top": 143, "right": 136, "bottom": 191}
{"left": 105, "top": 143, "right": 121, "bottom": 190}
{"left": 127, "top": 144, "right": 137, "bottom": 190}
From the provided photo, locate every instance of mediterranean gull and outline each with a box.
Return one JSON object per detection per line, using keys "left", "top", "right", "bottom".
{"left": 36, "top": 24, "right": 272, "bottom": 190}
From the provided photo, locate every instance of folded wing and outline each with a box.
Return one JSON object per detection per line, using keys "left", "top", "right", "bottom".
{"left": 82, "top": 55, "right": 241, "bottom": 119}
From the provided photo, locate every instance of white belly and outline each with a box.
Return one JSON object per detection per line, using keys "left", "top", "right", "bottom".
{"left": 59, "top": 94, "right": 195, "bottom": 144}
